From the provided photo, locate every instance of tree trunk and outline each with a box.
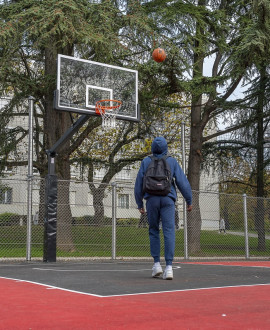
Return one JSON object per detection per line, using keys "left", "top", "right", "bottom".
{"left": 89, "top": 184, "right": 107, "bottom": 226}
{"left": 255, "top": 66, "right": 266, "bottom": 251}
{"left": 186, "top": 0, "right": 206, "bottom": 254}
{"left": 56, "top": 161, "right": 75, "bottom": 252}
{"left": 44, "top": 46, "right": 75, "bottom": 252}
{"left": 187, "top": 96, "right": 203, "bottom": 254}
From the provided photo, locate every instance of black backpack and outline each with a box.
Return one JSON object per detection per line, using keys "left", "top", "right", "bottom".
{"left": 143, "top": 155, "right": 172, "bottom": 196}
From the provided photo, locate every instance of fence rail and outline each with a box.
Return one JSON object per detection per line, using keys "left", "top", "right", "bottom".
{"left": 0, "top": 178, "right": 270, "bottom": 261}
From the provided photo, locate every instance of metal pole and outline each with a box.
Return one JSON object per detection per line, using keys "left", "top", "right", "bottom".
{"left": 43, "top": 114, "right": 89, "bottom": 262}
{"left": 26, "top": 96, "right": 34, "bottom": 261}
{"left": 243, "top": 194, "right": 250, "bottom": 259}
{"left": 111, "top": 182, "right": 117, "bottom": 260}
{"left": 47, "top": 153, "right": 56, "bottom": 175}
{"left": 181, "top": 122, "right": 189, "bottom": 259}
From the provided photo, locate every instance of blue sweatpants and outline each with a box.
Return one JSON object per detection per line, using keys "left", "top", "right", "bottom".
{"left": 146, "top": 196, "right": 175, "bottom": 266}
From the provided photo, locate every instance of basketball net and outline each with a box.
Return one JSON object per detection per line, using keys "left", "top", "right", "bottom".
{"left": 95, "top": 100, "right": 122, "bottom": 129}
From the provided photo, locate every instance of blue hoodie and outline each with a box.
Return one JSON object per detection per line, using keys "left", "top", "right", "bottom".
{"left": 134, "top": 137, "right": 192, "bottom": 209}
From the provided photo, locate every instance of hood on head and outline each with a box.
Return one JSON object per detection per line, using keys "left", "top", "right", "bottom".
{"left": 151, "top": 137, "right": 168, "bottom": 156}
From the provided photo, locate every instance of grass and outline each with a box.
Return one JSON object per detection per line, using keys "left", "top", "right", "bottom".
{"left": 0, "top": 225, "right": 269, "bottom": 259}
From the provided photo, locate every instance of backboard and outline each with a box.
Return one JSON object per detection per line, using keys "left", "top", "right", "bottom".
{"left": 54, "top": 54, "right": 139, "bottom": 122}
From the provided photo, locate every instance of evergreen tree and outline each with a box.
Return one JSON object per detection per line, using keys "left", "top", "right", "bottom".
{"left": 0, "top": 0, "right": 187, "bottom": 248}
{"left": 0, "top": 0, "right": 153, "bottom": 250}
{"left": 205, "top": 0, "right": 270, "bottom": 251}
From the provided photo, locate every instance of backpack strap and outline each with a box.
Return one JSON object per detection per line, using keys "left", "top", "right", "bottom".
{"left": 161, "top": 154, "right": 175, "bottom": 186}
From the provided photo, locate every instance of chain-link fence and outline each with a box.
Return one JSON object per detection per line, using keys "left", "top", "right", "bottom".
{"left": 0, "top": 178, "right": 270, "bottom": 260}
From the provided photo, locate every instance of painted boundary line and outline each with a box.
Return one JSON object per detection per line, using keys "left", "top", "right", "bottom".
{"left": 1, "top": 275, "right": 270, "bottom": 299}
{"left": 32, "top": 266, "right": 181, "bottom": 272}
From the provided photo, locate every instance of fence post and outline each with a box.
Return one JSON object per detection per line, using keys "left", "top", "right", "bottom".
{"left": 26, "top": 96, "right": 34, "bottom": 261}
{"left": 243, "top": 194, "right": 250, "bottom": 259}
{"left": 181, "top": 122, "right": 189, "bottom": 259}
{"left": 111, "top": 182, "right": 117, "bottom": 260}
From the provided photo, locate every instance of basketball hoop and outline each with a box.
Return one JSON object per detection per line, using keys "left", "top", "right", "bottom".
{"left": 95, "top": 99, "right": 122, "bottom": 129}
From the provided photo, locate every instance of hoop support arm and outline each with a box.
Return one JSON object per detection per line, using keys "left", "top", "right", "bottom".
{"left": 46, "top": 114, "right": 90, "bottom": 175}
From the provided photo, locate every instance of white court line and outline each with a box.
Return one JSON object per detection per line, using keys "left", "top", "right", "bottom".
{"left": 1, "top": 275, "right": 270, "bottom": 298}
{"left": 0, "top": 276, "right": 103, "bottom": 298}
{"left": 32, "top": 266, "right": 181, "bottom": 272}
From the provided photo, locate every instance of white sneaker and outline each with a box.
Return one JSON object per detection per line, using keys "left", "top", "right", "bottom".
{"left": 163, "top": 268, "right": 173, "bottom": 280}
{"left": 152, "top": 264, "right": 163, "bottom": 278}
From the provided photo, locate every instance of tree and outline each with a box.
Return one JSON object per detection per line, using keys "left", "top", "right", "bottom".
{"left": 0, "top": 0, "right": 153, "bottom": 250}
{"left": 238, "top": 0, "right": 270, "bottom": 251}
{"left": 142, "top": 0, "right": 256, "bottom": 253}
{"left": 0, "top": 0, "right": 189, "bottom": 249}
{"left": 71, "top": 96, "right": 190, "bottom": 225}
{"left": 3, "top": 0, "right": 268, "bottom": 255}
{"left": 204, "top": 0, "right": 270, "bottom": 251}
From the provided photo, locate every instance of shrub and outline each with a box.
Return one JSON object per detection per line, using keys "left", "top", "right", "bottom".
{"left": 0, "top": 212, "right": 21, "bottom": 226}
{"left": 73, "top": 215, "right": 112, "bottom": 226}
{"left": 116, "top": 218, "right": 140, "bottom": 227}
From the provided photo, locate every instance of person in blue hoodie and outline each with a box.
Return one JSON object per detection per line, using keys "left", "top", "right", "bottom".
{"left": 134, "top": 137, "right": 192, "bottom": 280}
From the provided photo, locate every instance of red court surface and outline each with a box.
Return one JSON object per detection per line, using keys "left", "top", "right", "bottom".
{"left": 1, "top": 261, "right": 270, "bottom": 329}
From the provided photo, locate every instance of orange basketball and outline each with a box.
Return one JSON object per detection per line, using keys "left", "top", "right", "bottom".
{"left": 152, "top": 48, "right": 166, "bottom": 63}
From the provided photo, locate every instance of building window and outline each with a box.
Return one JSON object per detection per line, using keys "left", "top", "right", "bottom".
{"left": 33, "top": 167, "right": 39, "bottom": 175}
{"left": 0, "top": 187, "right": 12, "bottom": 204}
{"left": 3, "top": 165, "right": 13, "bottom": 173}
{"left": 116, "top": 165, "right": 131, "bottom": 180}
{"left": 94, "top": 166, "right": 106, "bottom": 179}
{"left": 118, "top": 194, "right": 129, "bottom": 209}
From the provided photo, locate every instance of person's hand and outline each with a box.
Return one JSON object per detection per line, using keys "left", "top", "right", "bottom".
{"left": 138, "top": 208, "right": 145, "bottom": 214}
{"left": 187, "top": 205, "right": 192, "bottom": 212}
